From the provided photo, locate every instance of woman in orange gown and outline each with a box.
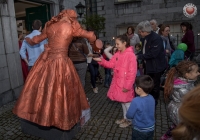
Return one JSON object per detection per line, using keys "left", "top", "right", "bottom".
{"left": 13, "top": 9, "right": 96, "bottom": 130}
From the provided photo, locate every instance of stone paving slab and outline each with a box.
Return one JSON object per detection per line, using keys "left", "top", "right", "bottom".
{"left": 0, "top": 69, "right": 172, "bottom": 140}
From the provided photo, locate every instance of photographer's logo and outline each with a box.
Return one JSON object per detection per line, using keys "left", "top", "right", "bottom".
{"left": 183, "top": 3, "right": 197, "bottom": 18}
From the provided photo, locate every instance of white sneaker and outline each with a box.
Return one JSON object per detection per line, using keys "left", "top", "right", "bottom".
{"left": 91, "top": 85, "right": 98, "bottom": 90}
{"left": 93, "top": 88, "right": 98, "bottom": 93}
{"left": 119, "top": 120, "right": 132, "bottom": 128}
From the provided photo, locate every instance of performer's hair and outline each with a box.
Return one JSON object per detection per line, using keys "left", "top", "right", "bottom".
{"left": 47, "top": 9, "right": 77, "bottom": 27}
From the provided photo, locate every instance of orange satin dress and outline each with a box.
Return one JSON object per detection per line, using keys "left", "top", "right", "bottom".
{"left": 13, "top": 16, "right": 96, "bottom": 130}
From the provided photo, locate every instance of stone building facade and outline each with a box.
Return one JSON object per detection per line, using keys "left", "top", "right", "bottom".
{"left": 97, "top": 0, "right": 200, "bottom": 47}
{"left": 0, "top": 0, "right": 83, "bottom": 106}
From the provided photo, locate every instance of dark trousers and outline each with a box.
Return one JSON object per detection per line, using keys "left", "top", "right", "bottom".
{"left": 185, "top": 50, "right": 194, "bottom": 60}
{"left": 28, "top": 66, "right": 32, "bottom": 71}
{"left": 104, "top": 68, "right": 111, "bottom": 86}
{"left": 147, "top": 72, "right": 162, "bottom": 105}
{"left": 73, "top": 62, "right": 87, "bottom": 87}
{"left": 88, "top": 63, "right": 99, "bottom": 88}
{"left": 132, "top": 129, "right": 154, "bottom": 140}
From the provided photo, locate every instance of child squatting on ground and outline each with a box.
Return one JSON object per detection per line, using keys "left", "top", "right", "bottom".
{"left": 161, "top": 60, "right": 199, "bottom": 139}
{"left": 135, "top": 43, "right": 143, "bottom": 76}
{"left": 93, "top": 35, "right": 137, "bottom": 128}
{"left": 126, "top": 75, "right": 155, "bottom": 140}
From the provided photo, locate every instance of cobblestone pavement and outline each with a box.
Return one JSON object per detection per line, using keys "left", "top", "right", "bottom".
{"left": 0, "top": 69, "right": 172, "bottom": 140}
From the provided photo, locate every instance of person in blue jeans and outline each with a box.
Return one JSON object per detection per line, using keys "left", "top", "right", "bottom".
{"left": 126, "top": 75, "right": 155, "bottom": 140}
{"left": 103, "top": 43, "right": 112, "bottom": 88}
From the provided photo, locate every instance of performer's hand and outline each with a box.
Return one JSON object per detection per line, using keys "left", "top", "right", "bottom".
{"left": 25, "top": 37, "right": 34, "bottom": 46}
{"left": 93, "top": 57, "right": 101, "bottom": 62}
{"left": 122, "top": 88, "right": 129, "bottom": 92}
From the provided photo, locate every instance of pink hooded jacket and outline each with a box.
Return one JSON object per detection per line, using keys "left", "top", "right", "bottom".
{"left": 99, "top": 47, "right": 137, "bottom": 102}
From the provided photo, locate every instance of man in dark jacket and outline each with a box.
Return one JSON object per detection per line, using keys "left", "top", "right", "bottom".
{"left": 137, "top": 20, "right": 166, "bottom": 106}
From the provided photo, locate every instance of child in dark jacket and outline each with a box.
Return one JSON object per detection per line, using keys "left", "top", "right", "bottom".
{"left": 127, "top": 75, "right": 155, "bottom": 140}
{"left": 135, "top": 43, "right": 143, "bottom": 76}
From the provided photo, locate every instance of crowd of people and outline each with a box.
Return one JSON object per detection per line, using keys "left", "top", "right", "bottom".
{"left": 15, "top": 9, "right": 200, "bottom": 140}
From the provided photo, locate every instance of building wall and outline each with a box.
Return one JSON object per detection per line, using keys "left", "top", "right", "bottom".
{"left": 0, "top": 1, "right": 24, "bottom": 107}
{"left": 97, "top": 0, "right": 200, "bottom": 47}
{"left": 0, "top": 0, "right": 58, "bottom": 107}
{"left": 63, "top": 0, "right": 85, "bottom": 15}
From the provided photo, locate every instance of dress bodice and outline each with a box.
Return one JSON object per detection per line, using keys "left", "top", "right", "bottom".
{"left": 46, "top": 21, "right": 73, "bottom": 49}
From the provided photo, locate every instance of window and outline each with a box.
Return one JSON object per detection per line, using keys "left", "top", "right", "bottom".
{"left": 117, "top": 26, "right": 137, "bottom": 35}
{"left": 85, "top": 0, "right": 97, "bottom": 16}
{"left": 115, "top": 0, "right": 140, "bottom": 2}
{"left": 114, "top": 0, "right": 142, "bottom": 4}
{"left": 117, "top": 26, "right": 127, "bottom": 35}
{"left": 169, "top": 24, "right": 182, "bottom": 47}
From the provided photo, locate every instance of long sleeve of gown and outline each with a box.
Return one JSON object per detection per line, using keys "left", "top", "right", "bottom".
{"left": 72, "top": 20, "right": 96, "bottom": 44}
{"left": 25, "top": 23, "right": 48, "bottom": 46}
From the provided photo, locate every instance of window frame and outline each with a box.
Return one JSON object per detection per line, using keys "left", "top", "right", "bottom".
{"left": 114, "top": 0, "right": 142, "bottom": 5}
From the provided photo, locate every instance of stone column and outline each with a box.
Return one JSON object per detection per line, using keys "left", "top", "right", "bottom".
{"left": 0, "top": 1, "right": 23, "bottom": 107}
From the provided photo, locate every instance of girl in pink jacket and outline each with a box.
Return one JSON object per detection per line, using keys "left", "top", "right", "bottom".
{"left": 93, "top": 35, "right": 137, "bottom": 128}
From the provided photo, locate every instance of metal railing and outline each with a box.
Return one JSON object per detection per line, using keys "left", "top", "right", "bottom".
{"left": 175, "top": 34, "right": 200, "bottom": 50}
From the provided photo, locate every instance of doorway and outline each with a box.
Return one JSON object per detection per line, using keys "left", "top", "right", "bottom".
{"left": 14, "top": 0, "right": 51, "bottom": 36}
